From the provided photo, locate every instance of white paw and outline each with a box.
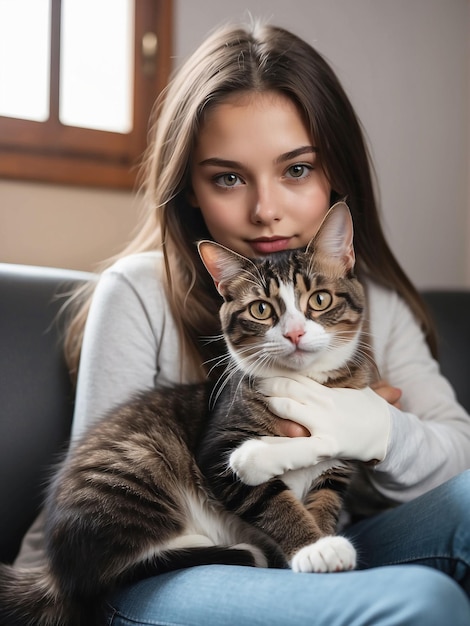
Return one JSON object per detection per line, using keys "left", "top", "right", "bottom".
{"left": 290, "top": 536, "right": 356, "bottom": 573}
{"left": 229, "top": 439, "right": 286, "bottom": 486}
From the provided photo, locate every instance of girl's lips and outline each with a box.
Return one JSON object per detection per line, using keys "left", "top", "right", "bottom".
{"left": 249, "top": 237, "right": 292, "bottom": 254}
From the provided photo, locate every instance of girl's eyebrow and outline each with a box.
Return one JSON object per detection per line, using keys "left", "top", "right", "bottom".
{"left": 198, "top": 146, "right": 318, "bottom": 169}
{"left": 198, "top": 157, "right": 242, "bottom": 168}
{"left": 275, "top": 145, "right": 318, "bottom": 164}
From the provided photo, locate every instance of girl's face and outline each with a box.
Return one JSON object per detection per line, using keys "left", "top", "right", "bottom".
{"left": 190, "top": 91, "right": 331, "bottom": 258}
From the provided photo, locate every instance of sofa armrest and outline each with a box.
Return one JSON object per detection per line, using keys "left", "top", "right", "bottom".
{"left": 0, "top": 263, "right": 93, "bottom": 563}
{"left": 422, "top": 290, "right": 470, "bottom": 413}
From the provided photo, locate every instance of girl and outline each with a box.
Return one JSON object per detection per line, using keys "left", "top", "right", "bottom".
{"left": 17, "top": 21, "right": 470, "bottom": 625}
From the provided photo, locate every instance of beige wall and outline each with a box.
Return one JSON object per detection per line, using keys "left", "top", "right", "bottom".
{"left": 1, "top": 0, "right": 469, "bottom": 288}
{"left": 0, "top": 180, "right": 139, "bottom": 272}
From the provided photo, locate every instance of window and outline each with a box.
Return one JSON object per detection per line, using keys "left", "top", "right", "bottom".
{"left": 0, "top": 0, "right": 172, "bottom": 189}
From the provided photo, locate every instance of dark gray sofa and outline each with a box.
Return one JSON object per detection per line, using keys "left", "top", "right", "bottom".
{"left": 0, "top": 261, "right": 469, "bottom": 563}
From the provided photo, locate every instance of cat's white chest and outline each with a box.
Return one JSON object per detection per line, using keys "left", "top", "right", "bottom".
{"left": 281, "top": 460, "right": 343, "bottom": 501}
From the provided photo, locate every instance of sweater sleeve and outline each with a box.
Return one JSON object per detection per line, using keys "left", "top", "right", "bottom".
{"left": 71, "top": 252, "right": 183, "bottom": 440}
{"left": 367, "top": 282, "right": 470, "bottom": 502}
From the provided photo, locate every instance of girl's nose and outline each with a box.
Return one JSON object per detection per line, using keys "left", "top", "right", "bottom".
{"left": 250, "top": 184, "right": 281, "bottom": 225}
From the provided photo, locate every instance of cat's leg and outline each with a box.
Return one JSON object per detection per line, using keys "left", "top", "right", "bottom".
{"left": 224, "top": 471, "right": 355, "bottom": 573}
{"left": 288, "top": 483, "right": 356, "bottom": 572}
{"left": 303, "top": 488, "right": 343, "bottom": 536}
{"left": 231, "top": 480, "right": 352, "bottom": 572}
{"left": 229, "top": 436, "right": 330, "bottom": 485}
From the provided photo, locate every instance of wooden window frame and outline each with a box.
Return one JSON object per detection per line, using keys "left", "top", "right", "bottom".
{"left": 0, "top": 0, "right": 172, "bottom": 189}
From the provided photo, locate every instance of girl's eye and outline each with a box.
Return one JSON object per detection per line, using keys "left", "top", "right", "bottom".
{"left": 249, "top": 301, "right": 273, "bottom": 320}
{"left": 309, "top": 290, "right": 332, "bottom": 311}
{"left": 286, "top": 164, "right": 312, "bottom": 179}
{"left": 214, "top": 173, "right": 242, "bottom": 188}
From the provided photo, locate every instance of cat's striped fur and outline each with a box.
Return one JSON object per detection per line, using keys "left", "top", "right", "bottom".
{"left": 0, "top": 202, "right": 375, "bottom": 626}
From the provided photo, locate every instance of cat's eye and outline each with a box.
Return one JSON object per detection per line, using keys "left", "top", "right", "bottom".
{"left": 309, "top": 291, "right": 332, "bottom": 311}
{"left": 249, "top": 301, "right": 273, "bottom": 320}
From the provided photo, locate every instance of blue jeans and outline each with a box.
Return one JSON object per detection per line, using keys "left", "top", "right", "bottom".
{"left": 106, "top": 472, "right": 470, "bottom": 625}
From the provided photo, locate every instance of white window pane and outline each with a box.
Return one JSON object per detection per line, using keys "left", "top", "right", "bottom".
{"left": 0, "top": 0, "right": 51, "bottom": 122}
{"left": 60, "top": 0, "right": 134, "bottom": 134}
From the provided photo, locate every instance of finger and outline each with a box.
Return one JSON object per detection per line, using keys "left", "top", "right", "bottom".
{"left": 266, "top": 397, "right": 319, "bottom": 433}
{"left": 258, "top": 375, "right": 325, "bottom": 403}
{"left": 275, "top": 418, "right": 310, "bottom": 438}
{"left": 371, "top": 381, "right": 402, "bottom": 408}
{"left": 258, "top": 376, "right": 306, "bottom": 398}
{"left": 303, "top": 436, "right": 337, "bottom": 462}
{"left": 265, "top": 396, "right": 309, "bottom": 421}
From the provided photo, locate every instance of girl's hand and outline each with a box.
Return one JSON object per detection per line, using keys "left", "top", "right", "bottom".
{"left": 371, "top": 379, "right": 402, "bottom": 409}
{"left": 275, "top": 379, "right": 402, "bottom": 437}
{"left": 260, "top": 374, "right": 391, "bottom": 463}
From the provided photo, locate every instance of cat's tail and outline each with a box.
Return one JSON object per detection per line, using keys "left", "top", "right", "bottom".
{"left": 0, "top": 563, "right": 87, "bottom": 626}
{"left": 155, "top": 544, "right": 269, "bottom": 573}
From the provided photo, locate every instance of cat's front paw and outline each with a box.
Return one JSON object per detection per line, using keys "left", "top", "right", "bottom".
{"left": 290, "top": 536, "right": 356, "bottom": 573}
{"left": 229, "top": 438, "right": 285, "bottom": 486}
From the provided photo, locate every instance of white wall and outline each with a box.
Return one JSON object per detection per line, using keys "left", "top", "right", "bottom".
{"left": 174, "top": 0, "right": 470, "bottom": 289}
{"left": 1, "top": 0, "right": 468, "bottom": 286}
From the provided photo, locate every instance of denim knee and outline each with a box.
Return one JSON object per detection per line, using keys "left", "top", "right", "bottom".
{"left": 394, "top": 566, "right": 470, "bottom": 626}
{"left": 106, "top": 565, "right": 470, "bottom": 626}
{"left": 444, "top": 469, "right": 470, "bottom": 505}
{"left": 445, "top": 471, "right": 470, "bottom": 582}
{"left": 444, "top": 470, "right": 470, "bottom": 503}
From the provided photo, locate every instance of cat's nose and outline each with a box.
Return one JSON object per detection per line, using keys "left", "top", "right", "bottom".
{"left": 284, "top": 329, "right": 305, "bottom": 345}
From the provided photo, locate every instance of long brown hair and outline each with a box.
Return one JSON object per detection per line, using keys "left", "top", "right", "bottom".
{"left": 65, "top": 21, "right": 436, "bottom": 383}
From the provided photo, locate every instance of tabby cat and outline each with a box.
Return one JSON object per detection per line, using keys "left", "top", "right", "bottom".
{"left": 0, "top": 202, "right": 375, "bottom": 626}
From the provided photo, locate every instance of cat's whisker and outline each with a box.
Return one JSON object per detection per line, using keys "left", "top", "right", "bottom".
{"left": 204, "top": 350, "right": 231, "bottom": 366}
{"left": 212, "top": 365, "right": 252, "bottom": 415}
{"left": 200, "top": 333, "right": 225, "bottom": 346}
{"left": 353, "top": 348, "right": 380, "bottom": 379}
{"left": 205, "top": 354, "right": 233, "bottom": 378}
{"left": 234, "top": 343, "right": 286, "bottom": 376}
{"left": 245, "top": 350, "right": 280, "bottom": 380}
{"left": 210, "top": 359, "right": 245, "bottom": 407}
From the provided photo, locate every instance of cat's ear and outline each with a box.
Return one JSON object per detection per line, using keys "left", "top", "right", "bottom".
{"left": 197, "top": 241, "right": 248, "bottom": 296}
{"left": 308, "top": 201, "right": 355, "bottom": 271}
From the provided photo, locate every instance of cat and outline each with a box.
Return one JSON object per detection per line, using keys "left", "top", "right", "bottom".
{"left": 0, "top": 201, "right": 375, "bottom": 626}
